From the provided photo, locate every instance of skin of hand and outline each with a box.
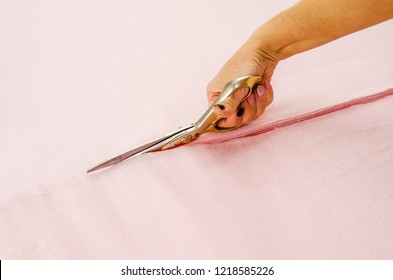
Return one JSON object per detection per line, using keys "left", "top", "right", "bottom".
{"left": 207, "top": 42, "right": 276, "bottom": 129}
{"left": 208, "top": 0, "right": 393, "bottom": 129}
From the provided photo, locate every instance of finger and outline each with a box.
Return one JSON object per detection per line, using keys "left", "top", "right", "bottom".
{"left": 213, "top": 86, "right": 249, "bottom": 118}
{"left": 207, "top": 91, "right": 220, "bottom": 106}
{"left": 215, "top": 82, "right": 274, "bottom": 129}
{"left": 215, "top": 93, "right": 256, "bottom": 128}
{"left": 254, "top": 83, "right": 274, "bottom": 118}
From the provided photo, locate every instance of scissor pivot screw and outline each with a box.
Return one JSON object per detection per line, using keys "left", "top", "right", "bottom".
{"left": 182, "top": 134, "right": 193, "bottom": 144}
{"left": 194, "top": 133, "right": 200, "bottom": 138}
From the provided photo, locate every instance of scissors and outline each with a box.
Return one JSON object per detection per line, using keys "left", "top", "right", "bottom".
{"left": 87, "top": 75, "right": 261, "bottom": 173}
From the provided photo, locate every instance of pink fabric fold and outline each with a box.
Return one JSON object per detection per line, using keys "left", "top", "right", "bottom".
{"left": 194, "top": 88, "right": 393, "bottom": 145}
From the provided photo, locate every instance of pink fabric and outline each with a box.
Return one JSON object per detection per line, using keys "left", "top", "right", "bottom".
{"left": 1, "top": 0, "right": 393, "bottom": 259}
{"left": 195, "top": 89, "right": 393, "bottom": 145}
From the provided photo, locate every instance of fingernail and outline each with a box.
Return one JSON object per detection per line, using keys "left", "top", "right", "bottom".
{"left": 257, "top": 85, "right": 266, "bottom": 97}
{"left": 215, "top": 104, "right": 225, "bottom": 110}
{"left": 247, "top": 94, "right": 255, "bottom": 106}
{"left": 265, "top": 80, "right": 272, "bottom": 90}
{"left": 237, "top": 107, "right": 245, "bottom": 117}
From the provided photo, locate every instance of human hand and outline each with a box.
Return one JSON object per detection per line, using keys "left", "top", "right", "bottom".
{"left": 207, "top": 43, "right": 277, "bottom": 129}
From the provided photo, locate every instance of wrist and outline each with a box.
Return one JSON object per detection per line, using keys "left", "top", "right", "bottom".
{"left": 242, "top": 36, "right": 285, "bottom": 71}
{"left": 246, "top": 23, "right": 298, "bottom": 62}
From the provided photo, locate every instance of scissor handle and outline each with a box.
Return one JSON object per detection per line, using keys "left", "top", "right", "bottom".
{"left": 196, "top": 75, "right": 261, "bottom": 132}
{"left": 161, "top": 75, "right": 261, "bottom": 150}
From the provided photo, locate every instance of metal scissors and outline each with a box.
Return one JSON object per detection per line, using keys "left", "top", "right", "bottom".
{"left": 87, "top": 75, "right": 261, "bottom": 173}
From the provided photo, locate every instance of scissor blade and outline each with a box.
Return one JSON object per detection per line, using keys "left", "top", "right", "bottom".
{"left": 87, "top": 125, "right": 194, "bottom": 173}
{"left": 86, "top": 136, "right": 168, "bottom": 173}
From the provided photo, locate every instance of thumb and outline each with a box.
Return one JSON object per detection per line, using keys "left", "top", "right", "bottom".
{"left": 213, "top": 86, "right": 249, "bottom": 118}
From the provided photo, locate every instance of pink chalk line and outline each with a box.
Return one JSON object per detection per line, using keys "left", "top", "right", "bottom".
{"left": 194, "top": 88, "right": 393, "bottom": 145}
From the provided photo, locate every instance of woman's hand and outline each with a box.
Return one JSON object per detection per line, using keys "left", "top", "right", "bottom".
{"left": 207, "top": 0, "right": 393, "bottom": 130}
{"left": 207, "top": 42, "right": 277, "bottom": 129}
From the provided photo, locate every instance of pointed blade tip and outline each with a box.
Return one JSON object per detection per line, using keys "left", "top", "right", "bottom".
{"left": 86, "top": 167, "right": 97, "bottom": 173}
{"left": 86, "top": 164, "right": 106, "bottom": 173}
